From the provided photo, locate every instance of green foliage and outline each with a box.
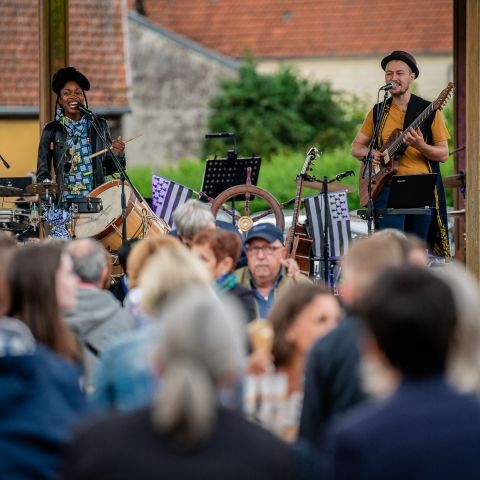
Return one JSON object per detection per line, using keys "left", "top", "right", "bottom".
{"left": 204, "top": 58, "right": 364, "bottom": 160}
{"left": 128, "top": 141, "right": 455, "bottom": 217}
{"left": 129, "top": 147, "right": 363, "bottom": 214}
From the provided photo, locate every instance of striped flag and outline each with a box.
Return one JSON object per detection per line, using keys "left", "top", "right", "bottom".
{"left": 304, "top": 191, "right": 351, "bottom": 258}
{"left": 151, "top": 174, "right": 193, "bottom": 228}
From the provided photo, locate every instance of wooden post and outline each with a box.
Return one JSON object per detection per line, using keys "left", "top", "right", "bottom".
{"left": 465, "top": 0, "right": 480, "bottom": 276}
{"left": 39, "top": 0, "right": 69, "bottom": 131}
{"left": 453, "top": 0, "right": 466, "bottom": 262}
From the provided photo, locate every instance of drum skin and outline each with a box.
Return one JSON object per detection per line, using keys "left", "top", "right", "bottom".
{"left": 74, "top": 180, "right": 169, "bottom": 252}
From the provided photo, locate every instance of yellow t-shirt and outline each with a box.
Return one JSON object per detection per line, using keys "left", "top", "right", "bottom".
{"left": 360, "top": 104, "right": 450, "bottom": 175}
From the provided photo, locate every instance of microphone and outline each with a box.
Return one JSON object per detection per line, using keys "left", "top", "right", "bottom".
{"left": 0, "top": 153, "right": 10, "bottom": 169}
{"left": 335, "top": 170, "right": 355, "bottom": 181}
{"left": 379, "top": 81, "right": 398, "bottom": 91}
{"left": 205, "top": 132, "right": 235, "bottom": 138}
{"left": 74, "top": 102, "right": 95, "bottom": 116}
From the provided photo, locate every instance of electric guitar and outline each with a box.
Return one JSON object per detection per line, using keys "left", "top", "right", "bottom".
{"left": 286, "top": 147, "right": 319, "bottom": 275}
{"left": 358, "top": 82, "right": 454, "bottom": 207}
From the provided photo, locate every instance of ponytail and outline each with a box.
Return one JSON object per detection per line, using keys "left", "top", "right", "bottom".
{"left": 152, "top": 358, "right": 216, "bottom": 448}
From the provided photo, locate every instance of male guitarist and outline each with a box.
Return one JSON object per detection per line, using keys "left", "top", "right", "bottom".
{"left": 351, "top": 51, "right": 451, "bottom": 257}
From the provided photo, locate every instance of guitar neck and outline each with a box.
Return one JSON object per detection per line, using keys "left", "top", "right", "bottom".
{"left": 287, "top": 179, "right": 303, "bottom": 253}
{"left": 388, "top": 102, "right": 435, "bottom": 157}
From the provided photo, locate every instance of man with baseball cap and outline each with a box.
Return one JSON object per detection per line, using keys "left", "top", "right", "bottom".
{"left": 351, "top": 51, "right": 451, "bottom": 257}
{"left": 235, "top": 223, "right": 311, "bottom": 318}
{"left": 37, "top": 67, "right": 125, "bottom": 202}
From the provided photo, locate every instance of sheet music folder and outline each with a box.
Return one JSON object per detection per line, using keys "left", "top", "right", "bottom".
{"left": 201, "top": 157, "right": 261, "bottom": 201}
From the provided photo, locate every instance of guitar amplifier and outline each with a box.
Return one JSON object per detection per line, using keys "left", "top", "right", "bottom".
{"left": 0, "top": 177, "right": 33, "bottom": 190}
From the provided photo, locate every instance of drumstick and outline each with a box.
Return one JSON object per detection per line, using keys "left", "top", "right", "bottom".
{"left": 86, "top": 134, "right": 143, "bottom": 160}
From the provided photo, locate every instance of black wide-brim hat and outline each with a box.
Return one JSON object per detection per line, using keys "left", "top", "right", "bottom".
{"left": 52, "top": 67, "right": 90, "bottom": 95}
{"left": 381, "top": 51, "right": 420, "bottom": 78}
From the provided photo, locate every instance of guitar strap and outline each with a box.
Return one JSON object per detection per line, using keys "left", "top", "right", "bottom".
{"left": 372, "top": 98, "right": 392, "bottom": 150}
{"left": 402, "top": 94, "right": 435, "bottom": 144}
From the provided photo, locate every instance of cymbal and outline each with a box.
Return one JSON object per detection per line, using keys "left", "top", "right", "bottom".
{"left": 302, "top": 180, "right": 355, "bottom": 193}
{"left": 449, "top": 209, "right": 465, "bottom": 217}
{"left": 0, "top": 185, "right": 24, "bottom": 196}
{"left": 26, "top": 182, "right": 66, "bottom": 195}
{"left": 443, "top": 173, "right": 465, "bottom": 189}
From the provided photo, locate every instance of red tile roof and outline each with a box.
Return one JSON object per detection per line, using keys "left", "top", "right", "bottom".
{"left": 135, "top": 0, "right": 452, "bottom": 58}
{"left": 0, "top": 0, "right": 128, "bottom": 109}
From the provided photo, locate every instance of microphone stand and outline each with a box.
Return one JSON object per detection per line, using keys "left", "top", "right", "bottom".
{"left": 363, "top": 89, "right": 390, "bottom": 236}
{"left": 81, "top": 107, "right": 140, "bottom": 247}
{"left": 320, "top": 175, "right": 332, "bottom": 289}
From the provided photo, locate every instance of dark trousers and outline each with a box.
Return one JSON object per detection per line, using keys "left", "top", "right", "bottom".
{"left": 374, "top": 183, "right": 433, "bottom": 241}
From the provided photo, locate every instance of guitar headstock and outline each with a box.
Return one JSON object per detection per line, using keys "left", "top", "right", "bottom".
{"left": 302, "top": 147, "right": 321, "bottom": 175}
{"left": 433, "top": 82, "right": 454, "bottom": 111}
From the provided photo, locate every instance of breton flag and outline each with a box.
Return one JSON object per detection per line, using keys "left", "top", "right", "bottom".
{"left": 304, "top": 191, "right": 351, "bottom": 258}
{"left": 151, "top": 174, "right": 193, "bottom": 228}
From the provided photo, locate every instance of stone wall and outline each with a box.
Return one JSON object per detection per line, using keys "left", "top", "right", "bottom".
{"left": 123, "top": 13, "right": 238, "bottom": 168}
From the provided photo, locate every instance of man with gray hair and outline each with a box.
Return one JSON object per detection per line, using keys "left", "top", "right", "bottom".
{"left": 172, "top": 199, "right": 215, "bottom": 247}
{"left": 65, "top": 239, "right": 135, "bottom": 390}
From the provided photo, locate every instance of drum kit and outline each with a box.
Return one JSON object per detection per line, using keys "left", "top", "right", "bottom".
{"left": 0, "top": 178, "right": 169, "bottom": 273}
{"left": 0, "top": 182, "right": 37, "bottom": 235}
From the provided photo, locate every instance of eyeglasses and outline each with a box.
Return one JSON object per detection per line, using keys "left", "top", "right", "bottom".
{"left": 246, "top": 245, "right": 283, "bottom": 256}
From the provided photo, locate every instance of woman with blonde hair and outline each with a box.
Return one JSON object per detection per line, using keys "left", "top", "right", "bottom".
{"left": 64, "top": 289, "right": 297, "bottom": 480}
{"left": 91, "top": 241, "right": 212, "bottom": 411}
{"left": 124, "top": 235, "right": 182, "bottom": 326}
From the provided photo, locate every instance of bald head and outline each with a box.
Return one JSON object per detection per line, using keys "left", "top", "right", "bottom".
{"left": 341, "top": 235, "right": 404, "bottom": 303}
{"left": 67, "top": 239, "right": 107, "bottom": 287}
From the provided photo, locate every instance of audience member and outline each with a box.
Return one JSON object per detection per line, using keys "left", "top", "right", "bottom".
{"left": 434, "top": 262, "right": 480, "bottom": 395}
{"left": 402, "top": 233, "right": 429, "bottom": 266}
{"left": 0, "top": 317, "right": 87, "bottom": 479}
{"left": 62, "top": 288, "right": 297, "bottom": 480}
{"left": 1, "top": 242, "right": 87, "bottom": 478}
{"left": 172, "top": 199, "right": 215, "bottom": 247}
{"left": 270, "top": 284, "right": 341, "bottom": 439}
{"left": 0, "top": 233, "right": 17, "bottom": 315}
{"left": 373, "top": 229, "right": 429, "bottom": 266}
{"left": 124, "top": 235, "right": 181, "bottom": 326}
{"left": 298, "top": 234, "right": 404, "bottom": 443}
{"left": 327, "top": 267, "right": 480, "bottom": 480}
{"left": 65, "top": 239, "right": 135, "bottom": 389}
{"left": 7, "top": 243, "right": 81, "bottom": 362}
{"left": 192, "top": 227, "right": 257, "bottom": 322}
{"left": 91, "top": 242, "right": 211, "bottom": 411}
{"left": 235, "top": 223, "right": 311, "bottom": 318}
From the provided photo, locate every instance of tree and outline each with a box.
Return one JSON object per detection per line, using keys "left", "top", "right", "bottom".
{"left": 205, "top": 58, "right": 363, "bottom": 160}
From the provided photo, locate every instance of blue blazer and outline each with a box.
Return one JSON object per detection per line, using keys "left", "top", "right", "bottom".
{"left": 327, "top": 376, "right": 480, "bottom": 480}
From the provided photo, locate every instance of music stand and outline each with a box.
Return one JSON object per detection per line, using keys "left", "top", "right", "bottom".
{"left": 201, "top": 156, "right": 261, "bottom": 201}
{"left": 387, "top": 173, "right": 437, "bottom": 209}
{"left": 358, "top": 173, "right": 437, "bottom": 220}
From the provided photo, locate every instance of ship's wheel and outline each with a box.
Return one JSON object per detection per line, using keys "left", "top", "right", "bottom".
{"left": 210, "top": 184, "right": 285, "bottom": 233}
